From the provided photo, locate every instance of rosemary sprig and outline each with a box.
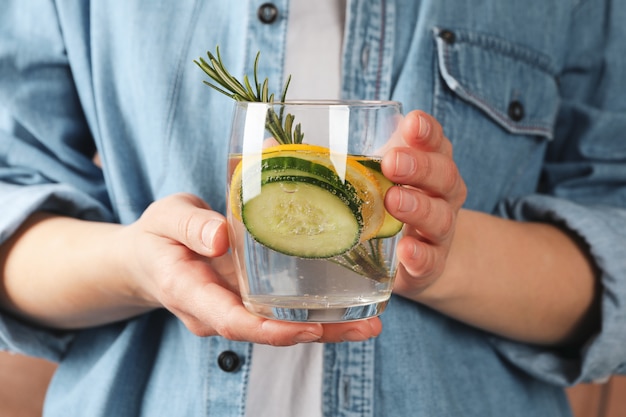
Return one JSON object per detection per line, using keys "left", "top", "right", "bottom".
{"left": 194, "top": 46, "right": 397, "bottom": 283}
{"left": 332, "top": 240, "right": 392, "bottom": 283}
{"left": 194, "top": 46, "right": 304, "bottom": 144}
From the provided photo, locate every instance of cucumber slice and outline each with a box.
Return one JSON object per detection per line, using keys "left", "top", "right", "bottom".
{"left": 258, "top": 156, "right": 361, "bottom": 208}
{"left": 264, "top": 148, "right": 384, "bottom": 241}
{"left": 356, "top": 159, "right": 404, "bottom": 238}
{"left": 241, "top": 176, "right": 361, "bottom": 258}
{"left": 245, "top": 148, "right": 385, "bottom": 241}
{"left": 230, "top": 144, "right": 389, "bottom": 257}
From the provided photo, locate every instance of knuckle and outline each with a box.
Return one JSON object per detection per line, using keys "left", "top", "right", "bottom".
{"left": 440, "top": 161, "right": 460, "bottom": 195}
{"left": 174, "top": 192, "right": 205, "bottom": 207}
{"left": 410, "top": 152, "right": 432, "bottom": 185}
{"left": 456, "top": 179, "right": 468, "bottom": 206}
{"left": 178, "top": 213, "right": 198, "bottom": 244}
{"left": 214, "top": 310, "right": 245, "bottom": 342}
{"left": 186, "top": 321, "right": 213, "bottom": 338}
{"left": 420, "top": 244, "right": 439, "bottom": 275}
{"left": 264, "top": 335, "right": 289, "bottom": 347}
{"left": 213, "top": 320, "right": 234, "bottom": 340}
{"left": 437, "top": 128, "right": 452, "bottom": 152}
{"left": 436, "top": 208, "right": 455, "bottom": 240}
{"left": 178, "top": 211, "right": 211, "bottom": 250}
{"left": 417, "top": 193, "right": 433, "bottom": 221}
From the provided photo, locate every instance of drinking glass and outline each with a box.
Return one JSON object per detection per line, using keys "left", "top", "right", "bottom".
{"left": 227, "top": 100, "right": 403, "bottom": 322}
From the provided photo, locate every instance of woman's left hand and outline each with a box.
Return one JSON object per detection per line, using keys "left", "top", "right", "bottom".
{"left": 381, "top": 110, "right": 467, "bottom": 299}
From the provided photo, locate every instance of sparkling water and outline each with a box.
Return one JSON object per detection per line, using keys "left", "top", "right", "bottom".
{"left": 228, "top": 216, "right": 400, "bottom": 322}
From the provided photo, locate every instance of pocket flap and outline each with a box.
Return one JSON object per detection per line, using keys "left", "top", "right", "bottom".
{"left": 434, "top": 27, "right": 560, "bottom": 139}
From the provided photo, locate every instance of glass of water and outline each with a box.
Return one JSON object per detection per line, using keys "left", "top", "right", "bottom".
{"left": 227, "top": 100, "right": 403, "bottom": 322}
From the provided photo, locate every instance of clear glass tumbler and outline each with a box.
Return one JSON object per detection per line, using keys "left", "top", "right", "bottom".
{"left": 227, "top": 100, "right": 403, "bottom": 322}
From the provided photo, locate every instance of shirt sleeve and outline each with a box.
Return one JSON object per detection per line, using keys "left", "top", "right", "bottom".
{"left": 489, "top": 0, "right": 626, "bottom": 386}
{"left": 0, "top": 2, "right": 114, "bottom": 360}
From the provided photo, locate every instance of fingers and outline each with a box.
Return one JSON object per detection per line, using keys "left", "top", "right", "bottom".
{"left": 385, "top": 187, "right": 455, "bottom": 243}
{"left": 382, "top": 110, "right": 463, "bottom": 202}
{"left": 395, "top": 236, "right": 446, "bottom": 284}
{"left": 381, "top": 110, "right": 466, "bottom": 243}
{"left": 383, "top": 148, "right": 464, "bottom": 202}
{"left": 380, "top": 110, "right": 467, "bottom": 298}
{"left": 142, "top": 193, "right": 229, "bottom": 258}
{"left": 148, "top": 250, "right": 317, "bottom": 346}
{"left": 318, "top": 318, "right": 383, "bottom": 342}
{"left": 169, "top": 270, "right": 382, "bottom": 345}
{"left": 177, "top": 282, "right": 325, "bottom": 345}
{"left": 400, "top": 111, "right": 452, "bottom": 156}
{"left": 135, "top": 193, "right": 381, "bottom": 346}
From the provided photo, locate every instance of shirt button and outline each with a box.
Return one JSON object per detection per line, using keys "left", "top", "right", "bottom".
{"left": 507, "top": 100, "right": 525, "bottom": 122}
{"left": 258, "top": 3, "right": 279, "bottom": 24}
{"left": 439, "top": 29, "right": 456, "bottom": 44}
{"left": 217, "top": 351, "right": 241, "bottom": 372}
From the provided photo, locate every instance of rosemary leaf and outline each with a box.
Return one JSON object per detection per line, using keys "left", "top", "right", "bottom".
{"left": 202, "top": 81, "right": 237, "bottom": 99}
{"left": 261, "top": 79, "right": 269, "bottom": 102}
{"left": 243, "top": 75, "right": 257, "bottom": 99}
{"left": 294, "top": 123, "right": 303, "bottom": 144}
{"left": 280, "top": 75, "right": 291, "bottom": 103}
{"left": 208, "top": 57, "right": 249, "bottom": 98}
{"left": 195, "top": 46, "right": 302, "bottom": 145}
{"left": 284, "top": 114, "right": 294, "bottom": 144}
{"left": 253, "top": 51, "right": 261, "bottom": 100}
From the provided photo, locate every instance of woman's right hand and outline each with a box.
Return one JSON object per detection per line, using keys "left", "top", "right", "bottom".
{"left": 118, "top": 193, "right": 382, "bottom": 345}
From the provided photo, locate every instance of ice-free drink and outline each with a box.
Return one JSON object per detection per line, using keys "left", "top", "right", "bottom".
{"left": 227, "top": 136, "right": 402, "bottom": 322}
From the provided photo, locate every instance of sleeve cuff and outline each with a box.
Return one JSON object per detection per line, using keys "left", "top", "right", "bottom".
{"left": 0, "top": 182, "right": 114, "bottom": 244}
{"left": 490, "top": 194, "right": 626, "bottom": 386}
{"left": 0, "top": 313, "right": 73, "bottom": 362}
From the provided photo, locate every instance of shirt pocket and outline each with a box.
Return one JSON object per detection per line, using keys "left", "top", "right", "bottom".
{"left": 431, "top": 27, "right": 560, "bottom": 211}
{"left": 433, "top": 27, "right": 560, "bottom": 138}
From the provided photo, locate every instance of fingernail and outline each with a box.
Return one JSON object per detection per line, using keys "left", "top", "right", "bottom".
{"left": 201, "top": 220, "right": 224, "bottom": 251}
{"left": 417, "top": 114, "right": 430, "bottom": 137}
{"left": 293, "top": 331, "right": 321, "bottom": 343}
{"left": 394, "top": 151, "right": 416, "bottom": 177}
{"left": 397, "top": 190, "right": 417, "bottom": 213}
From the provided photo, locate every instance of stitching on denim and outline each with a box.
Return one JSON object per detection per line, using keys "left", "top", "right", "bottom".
{"left": 450, "top": 29, "right": 557, "bottom": 76}
{"left": 361, "top": 341, "right": 368, "bottom": 417}
{"left": 159, "top": 0, "right": 202, "bottom": 186}
{"left": 237, "top": 343, "right": 253, "bottom": 417}
{"left": 374, "top": 0, "right": 386, "bottom": 100}
{"left": 439, "top": 34, "right": 553, "bottom": 137}
{"left": 321, "top": 344, "right": 337, "bottom": 416}
{"left": 432, "top": 36, "right": 448, "bottom": 130}
{"left": 456, "top": 83, "right": 552, "bottom": 136}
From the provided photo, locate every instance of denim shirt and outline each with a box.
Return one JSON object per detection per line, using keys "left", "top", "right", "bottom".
{"left": 1, "top": 1, "right": 626, "bottom": 416}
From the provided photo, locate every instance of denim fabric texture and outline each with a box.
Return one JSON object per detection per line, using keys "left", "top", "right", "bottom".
{"left": 1, "top": 0, "right": 626, "bottom": 416}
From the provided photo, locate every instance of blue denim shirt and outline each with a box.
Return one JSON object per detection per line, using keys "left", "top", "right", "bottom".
{"left": 1, "top": 1, "right": 626, "bottom": 416}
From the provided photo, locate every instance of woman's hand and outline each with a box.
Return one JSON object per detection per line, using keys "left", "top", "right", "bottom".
{"left": 381, "top": 111, "right": 467, "bottom": 299}
{"left": 381, "top": 111, "right": 599, "bottom": 346}
{"left": 120, "top": 193, "right": 382, "bottom": 346}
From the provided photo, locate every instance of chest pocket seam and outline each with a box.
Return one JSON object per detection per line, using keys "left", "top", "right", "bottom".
{"left": 433, "top": 27, "right": 560, "bottom": 140}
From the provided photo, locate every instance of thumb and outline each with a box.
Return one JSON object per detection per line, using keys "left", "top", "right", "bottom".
{"left": 143, "top": 193, "right": 229, "bottom": 257}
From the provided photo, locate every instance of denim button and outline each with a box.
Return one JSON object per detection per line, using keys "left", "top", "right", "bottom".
{"left": 217, "top": 351, "right": 241, "bottom": 372}
{"left": 439, "top": 29, "right": 456, "bottom": 44}
{"left": 508, "top": 100, "right": 525, "bottom": 122}
{"left": 258, "top": 3, "right": 279, "bottom": 24}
